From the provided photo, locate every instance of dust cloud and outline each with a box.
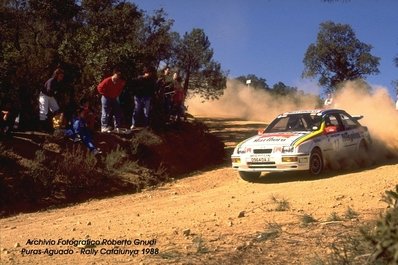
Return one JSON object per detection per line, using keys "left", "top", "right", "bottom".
{"left": 186, "top": 79, "right": 398, "bottom": 156}
{"left": 186, "top": 79, "right": 320, "bottom": 123}
{"left": 333, "top": 81, "right": 398, "bottom": 156}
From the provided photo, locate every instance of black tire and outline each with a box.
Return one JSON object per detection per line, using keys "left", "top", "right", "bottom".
{"left": 239, "top": 171, "right": 261, "bottom": 182}
{"left": 309, "top": 148, "right": 323, "bottom": 175}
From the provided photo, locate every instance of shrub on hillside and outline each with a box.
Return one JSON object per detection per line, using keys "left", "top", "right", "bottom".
{"left": 55, "top": 146, "right": 100, "bottom": 188}
{"left": 365, "top": 185, "right": 398, "bottom": 264}
{"left": 0, "top": 119, "right": 224, "bottom": 216}
{"left": 128, "top": 121, "right": 225, "bottom": 175}
{"left": 103, "top": 145, "right": 140, "bottom": 176}
{"left": 314, "top": 186, "right": 398, "bottom": 265}
{"left": 130, "top": 129, "right": 163, "bottom": 156}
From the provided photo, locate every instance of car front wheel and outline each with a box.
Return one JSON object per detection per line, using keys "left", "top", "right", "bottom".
{"left": 239, "top": 171, "right": 261, "bottom": 182}
{"left": 309, "top": 148, "right": 323, "bottom": 175}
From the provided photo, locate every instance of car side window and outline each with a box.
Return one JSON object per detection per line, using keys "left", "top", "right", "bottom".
{"left": 325, "top": 115, "right": 339, "bottom": 126}
{"left": 324, "top": 114, "right": 344, "bottom": 132}
{"left": 267, "top": 117, "right": 289, "bottom": 132}
{"left": 287, "top": 116, "right": 307, "bottom": 131}
{"left": 339, "top": 113, "right": 358, "bottom": 130}
{"left": 299, "top": 117, "right": 310, "bottom": 130}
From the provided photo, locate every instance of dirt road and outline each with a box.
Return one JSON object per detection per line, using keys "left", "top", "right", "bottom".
{"left": 1, "top": 118, "right": 397, "bottom": 265}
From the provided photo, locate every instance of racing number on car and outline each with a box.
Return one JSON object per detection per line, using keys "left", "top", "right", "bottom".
{"left": 329, "top": 134, "right": 341, "bottom": 151}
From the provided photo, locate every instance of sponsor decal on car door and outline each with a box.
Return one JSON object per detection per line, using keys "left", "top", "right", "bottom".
{"left": 339, "top": 113, "right": 361, "bottom": 152}
{"left": 324, "top": 113, "right": 344, "bottom": 154}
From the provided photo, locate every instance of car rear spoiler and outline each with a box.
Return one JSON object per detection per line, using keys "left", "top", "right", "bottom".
{"left": 352, "top": 115, "right": 363, "bottom": 121}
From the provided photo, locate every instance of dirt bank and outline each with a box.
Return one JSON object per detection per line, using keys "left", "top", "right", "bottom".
{"left": 1, "top": 118, "right": 397, "bottom": 265}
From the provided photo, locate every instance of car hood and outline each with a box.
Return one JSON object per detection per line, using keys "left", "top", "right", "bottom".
{"left": 238, "top": 132, "right": 310, "bottom": 149}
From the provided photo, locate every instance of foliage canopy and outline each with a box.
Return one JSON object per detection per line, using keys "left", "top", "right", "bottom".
{"left": 1, "top": 0, "right": 227, "bottom": 128}
{"left": 235, "top": 74, "right": 270, "bottom": 91}
{"left": 302, "top": 21, "right": 380, "bottom": 92}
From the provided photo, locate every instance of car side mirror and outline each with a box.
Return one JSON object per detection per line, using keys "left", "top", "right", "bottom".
{"left": 324, "top": 125, "right": 337, "bottom": 134}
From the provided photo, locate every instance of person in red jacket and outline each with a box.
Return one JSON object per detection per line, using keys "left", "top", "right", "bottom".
{"left": 97, "top": 67, "right": 126, "bottom": 133}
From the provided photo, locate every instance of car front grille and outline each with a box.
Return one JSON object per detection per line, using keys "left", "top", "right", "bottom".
{"left": 253, "top": 149, "right": 272, "bottom": 154}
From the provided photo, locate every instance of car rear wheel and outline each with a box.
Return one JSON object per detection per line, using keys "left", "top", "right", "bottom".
{"left": 356, "top": 140, "right": 371, "bottom": 167}
{"left": 309, "top": 148, "right": 323, "bottom": 175}
{"left": 239, "top": 171, "right": 261, "bottom": 182}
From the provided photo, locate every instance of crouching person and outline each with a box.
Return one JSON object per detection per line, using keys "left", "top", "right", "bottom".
{"left": 65, "top": 107, "right": 101, "bottom": 155}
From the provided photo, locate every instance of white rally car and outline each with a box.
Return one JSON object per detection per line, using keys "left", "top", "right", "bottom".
{"left": 231, "top": 109, "right": 371, "bottom": 181}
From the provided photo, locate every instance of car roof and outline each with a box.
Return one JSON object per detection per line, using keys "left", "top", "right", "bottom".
{"left": 278, "top": 109, "right": 347, "bottom": 117}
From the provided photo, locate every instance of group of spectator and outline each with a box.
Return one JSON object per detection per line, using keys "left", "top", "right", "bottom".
{"left": 97, "top": 65, "right": 186, "bottom": 133}
{"left": 156, "top": 66, "right": 186, "bottom": 124}
{"left": 1, "top": 65, "right": 187, "bottom": 154}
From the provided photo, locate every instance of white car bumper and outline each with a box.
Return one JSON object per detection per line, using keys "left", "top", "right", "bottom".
{"left": 231, "top": 153, "right": 310, "bottom": 172}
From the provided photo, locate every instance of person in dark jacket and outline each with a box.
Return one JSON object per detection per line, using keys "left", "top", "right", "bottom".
{"left": 131, "top": 66, "right": 157, "bottom": 129}
{"left": 156, "top": 66, "right": 174, "bottom": 118}
{"left": 39, "top": 68, "right": 64, "bottom": 127}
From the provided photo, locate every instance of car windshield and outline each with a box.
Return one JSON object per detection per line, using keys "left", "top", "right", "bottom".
{"left": 265, "top": 113, "right": 322, "bottom": 133}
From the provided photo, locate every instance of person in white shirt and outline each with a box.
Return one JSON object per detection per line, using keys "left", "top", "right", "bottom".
{"left": 324, "top": 93, "right": 334, "bottom": 108}
{"left": 395, "top": 94, "right": 398, "bottom": 110}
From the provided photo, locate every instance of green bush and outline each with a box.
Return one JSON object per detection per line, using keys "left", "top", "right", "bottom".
{"left": 103, "top": 145, "right": 128, "bottom": 173}
{"left": 55, "top": 146, "right": 99, "bottom": 187}
{"left": 365, "top": 185, "right": 398, "bottom": 264}
{"left": 315, "top": 186, "right": 398, "bottom": 265}
{"left": 130, "top": 129, "right": 163, "bottom": 155}
{"left": 103, "top": 145, "right": 139, "bottom": 175}
{"left": 26, "top": 150, "right": 53, "bottom": 188}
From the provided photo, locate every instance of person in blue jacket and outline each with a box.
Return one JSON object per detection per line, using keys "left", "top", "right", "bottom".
{"left": 65, "top": 107, "right": 101, "bottom": 155}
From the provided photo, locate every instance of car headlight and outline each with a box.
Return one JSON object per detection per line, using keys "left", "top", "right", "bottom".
{"left": 231, "top": 157, "right": 241, "bottom": 163}
{"left": 281, "top": 146, "right": 294, "bottom": 153}
{"left": 282, "top": 156, "right": 298, "bottom": 162}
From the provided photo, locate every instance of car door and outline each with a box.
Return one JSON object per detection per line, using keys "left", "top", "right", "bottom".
{"left": 338, "top": 113, "right": 361, "bottom": 153}
{"left": 323, "top": 113, "right": 345, "bottom": 156}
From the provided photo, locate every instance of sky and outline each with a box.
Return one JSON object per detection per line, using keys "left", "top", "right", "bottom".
{"left": 131, "top": 0, "right": 398, "bottom": 98}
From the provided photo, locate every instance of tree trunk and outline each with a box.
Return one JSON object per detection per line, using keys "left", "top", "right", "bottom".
{"left": 183, "top": 69, "right": 190, "bottom": 93}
